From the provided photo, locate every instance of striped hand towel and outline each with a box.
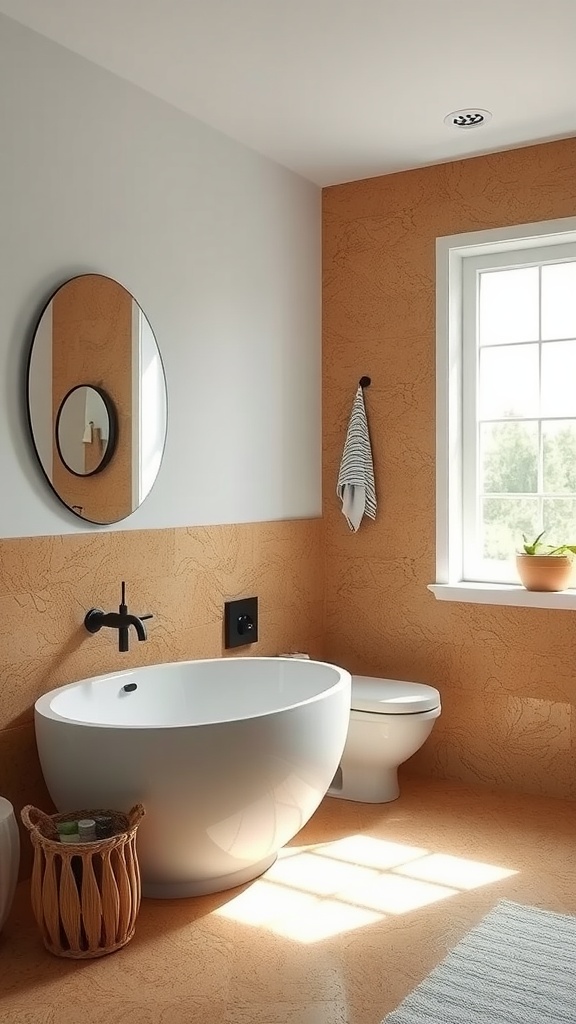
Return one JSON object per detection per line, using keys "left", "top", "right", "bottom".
{"left": 336, "top": 385, "right": 377, "bottom": 531}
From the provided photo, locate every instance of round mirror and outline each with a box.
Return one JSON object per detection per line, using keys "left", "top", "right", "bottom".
{"left": 55, "top": 385, "right": 116, "bottom": 477}
{"left": 27, "top": 274, "right": 167, "bottom": 525}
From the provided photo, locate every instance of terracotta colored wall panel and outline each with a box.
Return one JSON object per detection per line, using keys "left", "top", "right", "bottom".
{"left": 323, "top": 138, "right": 576, "bottom": 800}
{"left": 0, "top": 518, "right": 323, "bottom": 876}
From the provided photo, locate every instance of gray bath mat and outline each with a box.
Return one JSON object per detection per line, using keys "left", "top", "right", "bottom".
{"left": 382, "top": 900, "right": 576, "bottom": 1023}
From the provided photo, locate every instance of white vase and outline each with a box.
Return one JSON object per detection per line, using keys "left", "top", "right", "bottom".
{"left": 0, "top": 797, "right": 20, "bottom": 932}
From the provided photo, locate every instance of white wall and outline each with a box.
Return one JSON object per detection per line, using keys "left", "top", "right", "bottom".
{"left": 0, "top": 15, "right": 321, "bottom": 537}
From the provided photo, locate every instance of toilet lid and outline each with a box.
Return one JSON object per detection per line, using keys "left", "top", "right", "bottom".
{"left": 351, "top": 676, "right": 441, "bottom": 715}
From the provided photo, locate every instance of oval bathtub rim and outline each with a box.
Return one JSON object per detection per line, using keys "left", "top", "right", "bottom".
{"left": 34, "top": 657, "right": 351, "bottom": 731}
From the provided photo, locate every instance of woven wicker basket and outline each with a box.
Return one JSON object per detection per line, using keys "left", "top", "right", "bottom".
{"left": 21, "top": 803, "right": 145, "bottom": 959}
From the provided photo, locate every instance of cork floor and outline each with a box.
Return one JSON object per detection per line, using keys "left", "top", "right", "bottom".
{"left": 2, "top": 777, "right": 576, "bottom": 1024}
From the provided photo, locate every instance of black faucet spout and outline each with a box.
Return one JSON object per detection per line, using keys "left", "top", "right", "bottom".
{"left": 118, "top": 613, "right": 147, "bottom": 653}
{"left": 84, "top": 584, "right": 152, "bottom": 652}
{"left": 126, "top": 613, "right": 148, "bottom": 642}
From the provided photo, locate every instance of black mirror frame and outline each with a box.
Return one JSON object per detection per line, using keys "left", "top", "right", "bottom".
{"left": 26, "top": 272, "right": 168, "bottom": 526}
{"left": 54, "top": 384, "right": 118, "bottom": 478}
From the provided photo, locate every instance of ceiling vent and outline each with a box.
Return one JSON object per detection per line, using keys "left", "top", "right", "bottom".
{"left": 444, "top": 108, "right": 492, "bottom": 129}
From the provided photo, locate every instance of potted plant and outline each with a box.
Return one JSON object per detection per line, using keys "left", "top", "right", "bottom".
{"left": 516, "top": 531, "right": 576, "bottom": 592}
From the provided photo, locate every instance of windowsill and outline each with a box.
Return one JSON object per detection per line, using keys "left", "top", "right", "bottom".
{"left": 428, "top": 582, "right": 576, "bottom": 610}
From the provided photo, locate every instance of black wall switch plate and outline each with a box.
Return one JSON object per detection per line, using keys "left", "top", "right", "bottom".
{"left": 224, "top": 596, "right": 259, "bottom": 649}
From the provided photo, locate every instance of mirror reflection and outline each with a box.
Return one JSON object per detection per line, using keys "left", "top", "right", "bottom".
{"left": 27, "top": 274, "right": 167, "bottom": 525}
{"left": 55, "top": 385, "right": 116, "bottom": 476}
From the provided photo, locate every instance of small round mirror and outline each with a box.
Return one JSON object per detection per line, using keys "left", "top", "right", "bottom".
{"left": 55, "top": 385, "right": 116, "bottom": 476}
{"left": 27, "top": 274, "right": 168, "bottom": 525}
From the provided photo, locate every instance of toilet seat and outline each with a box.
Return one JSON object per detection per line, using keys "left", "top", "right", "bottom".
{"left": 351, "top": 676, "right": 441, "bottom": 715}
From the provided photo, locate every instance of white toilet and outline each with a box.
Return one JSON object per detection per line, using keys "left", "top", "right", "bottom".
{"left": 328, "top": 675, "right": 441, "bottom": 803}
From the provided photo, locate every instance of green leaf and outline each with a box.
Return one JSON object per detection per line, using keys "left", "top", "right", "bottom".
{"left": 522, "top": 529, "right": 547, "bottom": 554}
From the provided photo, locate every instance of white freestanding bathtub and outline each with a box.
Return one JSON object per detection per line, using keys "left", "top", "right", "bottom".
{"left": 35, "top": 657, "right": 351, "bottom": 898}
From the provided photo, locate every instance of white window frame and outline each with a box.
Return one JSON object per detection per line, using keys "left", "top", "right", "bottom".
{"left": 429, "top": 216, "right": 576, "bottom": 610}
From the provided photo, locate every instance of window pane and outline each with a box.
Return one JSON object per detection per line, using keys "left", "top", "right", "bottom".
{"left": 542, "top": 499, "right": 576, "bottom": 546}
{"left": 479, "top": 344, "right": 539, "bottom": 419}
{"left": 543, "top": 421, "right": 576, "bottom": 493}
{"left": 480, "top": 421, "right": 538, "bottom": 494}
{"left": 479, "top": 267, "right": 539, "bottom": 345}
{"left": 481, "top": 498, "right": 539, "bottom": 560}
{"left": 541, "top": 339, "right": 576, "bottom": 417}
{"left": 541, "top": 262, "right": 576, "bottom": 340}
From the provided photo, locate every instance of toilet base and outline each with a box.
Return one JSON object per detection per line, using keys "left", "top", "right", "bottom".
{"left": 327, "top": 766, "right": 400, "bottom": 804}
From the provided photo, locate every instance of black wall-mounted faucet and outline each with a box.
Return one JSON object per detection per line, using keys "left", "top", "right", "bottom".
{"left": 84, "top": 582, "right": 153, "bottom": 653}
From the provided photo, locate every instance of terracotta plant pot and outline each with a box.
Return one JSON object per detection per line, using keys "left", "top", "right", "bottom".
{"left": 516, "top": 553, "right": 575, "bottom": 592}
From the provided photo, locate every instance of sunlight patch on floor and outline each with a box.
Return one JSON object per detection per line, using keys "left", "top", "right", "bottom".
{"left": 216, "top": 878, "right": 382, "bottom": 942}
{"left": 313, "top": 835, "right": 429, "bottom": 871}
{"left": 393, "top": 853, "right": 515, "bottom": 891}
{"left": 341, "top": 872, "right": 459, "bottom": 915}
{"left": 214, "top": 835, "right": 518, "bottom": 943}
{"left": 266, "top": 850, "right": 380, "bottom": 896}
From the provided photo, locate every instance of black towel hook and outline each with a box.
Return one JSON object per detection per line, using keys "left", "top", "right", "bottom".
{"left": 359, "top": 376, "right": 371, "bottom": 388}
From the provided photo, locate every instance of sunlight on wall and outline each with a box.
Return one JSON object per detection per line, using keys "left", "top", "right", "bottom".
{"left": 214, "top": 835, "right": 518, "bottom": 944}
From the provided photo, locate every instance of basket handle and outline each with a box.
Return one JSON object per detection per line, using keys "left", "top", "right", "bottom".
{"left": 127, "top": 803, "right": 145, "bottom": 828}
{"left": 21, "top": 804, "right": 55, "bottom": 838}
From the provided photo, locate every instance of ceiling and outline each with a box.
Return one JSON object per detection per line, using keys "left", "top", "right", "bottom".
{"left": 2, "top": 0, "right": 576, "bottom": 186}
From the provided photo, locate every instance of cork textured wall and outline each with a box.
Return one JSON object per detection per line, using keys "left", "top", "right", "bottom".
{"left": 323, "top": 138, "right": 576, "bottom": 800}
{"left": 0, "top": 519, "right": 323, "bottom": 875}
